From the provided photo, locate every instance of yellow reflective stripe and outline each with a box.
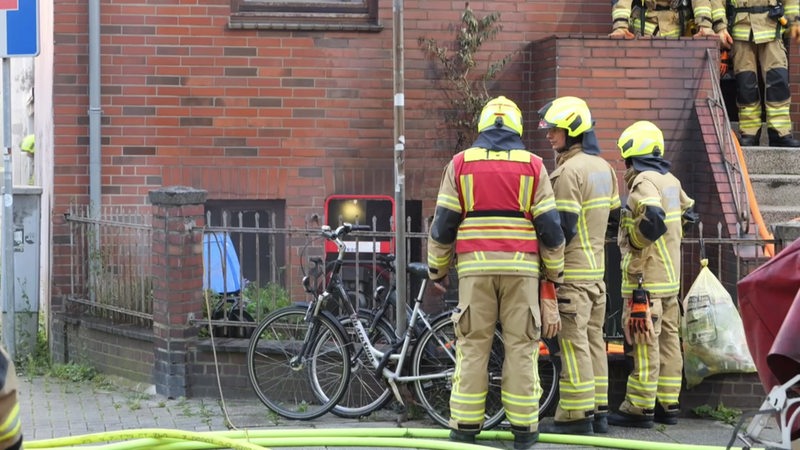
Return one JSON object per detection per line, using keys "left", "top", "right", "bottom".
{"left": 658, "top": 376, "right": 682, "bottom": 388}
{"left": 583, "top": 197, "right": 614, "bottom": 210}
{"left": 541, "top": 255, "right": 564, "bottom": 272}
{"left": 436, "top": 193, "right": 462, "bottom": 212}
{"left": 532, "top": 197, "right": 557, "bottom": 217}
{"left": 463, "top": 147, "right": 531, "bottom": 162}
{"left": 461, "top": 216, "right": 534, "bottom": 228}
{"left": 655, "top": 238, "right": 676, "bottom": 284}
{"left": 753, "top": 29, "right": 776, "bottom": 41}
{"left": 610, "top": 195, "right": 621, "bottom": 209}
{"left": 457, "top": 259, "right": 540, "bottom": 275}
{"left": 636, "top": 342, "right": 650, "bottom": 382}
{"left": 459, "top": 230, "right": 538, "bottom": 240}
{"left": 451, "top": 390, "right": 488, "bottom": 403}
{"left": 460, "top": 174, "right": 474, "bottom": 211}
{"left": 519, "top": 175, "right": 534, "bottom": 212}
{"left": 556, "top": 199, "right": 581, "bottom": 214}
{"left": 613, "top": 8, "right": 631, "bottom": 20}
{"left": 693, "top": 5, "right": 711, "bottom": 16}
{"left": 577, "top": 218, "right": 596, "bottom": 269}
{"left": 0, "top": 403, "right": 20, "bottom": 442}
{"left": 561, "top": 339, "right": 580, "bottom": 386}
{"left": 505, "top": 409, "right": 539, "bottom": 424}
{"left": 638, "top": 196, "right": 661, "bottom": 207}
{"left": 563, "top": 268, "right": 605, "bottom": 280}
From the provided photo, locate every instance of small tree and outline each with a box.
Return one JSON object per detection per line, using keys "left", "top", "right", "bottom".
{"left": 419, "top": 3, "right": 516, "bottom": 152}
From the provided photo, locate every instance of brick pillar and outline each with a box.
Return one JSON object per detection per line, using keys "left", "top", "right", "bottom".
{"left": 149, "top": 186, "right": 207, "bottom": 398}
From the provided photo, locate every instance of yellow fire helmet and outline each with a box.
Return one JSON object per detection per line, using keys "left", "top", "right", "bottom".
{"left": 477, "top": 96, "right": 523, "bottom": 136}
{"left": 20, "top": 134, "right": 34, "bottom": 154}
{"left": 618, "top": 120, "right": 664, "bottom": 159}
{"left": 537, "top": 96, "right": 593, "bottom": 137}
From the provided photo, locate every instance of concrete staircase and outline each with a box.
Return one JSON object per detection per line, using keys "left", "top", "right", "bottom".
{"left": 740, "top": 132, "right": 800, "bottom": 228}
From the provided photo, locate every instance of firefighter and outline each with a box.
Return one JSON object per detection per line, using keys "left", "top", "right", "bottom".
{"left": 608, "top": 121, "right": 699, "bottom": 429}
{"left": 609, "top": 0, "right": 716, "bottom": 38}
{"left": 427, "top": 95, "right": 565, "bottom": 450}
{"left": 721, "top": 0, "right": 800, "bottom": 146}
{"left": 535, "top": 97, "right": 621, "bottom": 436}
{"left": 0, "top": 346, "right": 22, "bottom": 450}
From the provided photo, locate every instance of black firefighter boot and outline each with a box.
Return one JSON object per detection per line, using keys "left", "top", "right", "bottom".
{"left": 607, "top": 409, "right": 655, "bottom": 429}
{"left": 510, "top": 425, "right": 539, "bottom": 450}
{"left": 449, "top": 425, "right": 479, "bottom": 445}
{"left": 739, "top": 128, "right": 762, "bottom": 146}
{"left": 539, "top": 416, "right": 594, "bottom": 435}
{"left": 768, "top": 128, "right": 800, "bottom": 147}
{"left": 655, "top": 403, "right": 680, "bottom": 425}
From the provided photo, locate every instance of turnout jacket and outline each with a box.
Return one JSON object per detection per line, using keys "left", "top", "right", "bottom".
{"left": 618, "top": 166, "right": 695, "bottom": 298}
{"left": 428, "top": 135, "right": 565, "bottom": 283}
{"left": 612, "top": 0, "right": 713, "bottom": 36}
{"left": 0, "top": 346, "right": 20, "bottom": 450}
{"left": 551, "top": 145, "right": 621, "bottom": 283}
{"left": 723, "top": 0, "right": 799, "bottom": 43}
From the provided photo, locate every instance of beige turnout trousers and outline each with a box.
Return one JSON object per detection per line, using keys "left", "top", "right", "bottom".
{"left": 449, "top": 275, "right": 542, "bottom": 432}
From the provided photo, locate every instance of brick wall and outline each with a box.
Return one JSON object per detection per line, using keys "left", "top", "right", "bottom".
{"left": 50, "top": 0, "right": 770, "bottom": 406}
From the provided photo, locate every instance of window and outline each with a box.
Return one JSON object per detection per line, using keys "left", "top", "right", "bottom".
{"left": 229, "top": 0, "right": 382, "bottom": 31}
{"left": 205, "top": 199, "right": 286, "bottom": 288}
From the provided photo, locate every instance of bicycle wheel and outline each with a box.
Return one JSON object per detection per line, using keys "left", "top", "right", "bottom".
{"left": 327, "top": 311, "right": 395, "bottom": 418}
{"left": 247, "top": 305, "right": 350, "bottom": 420}
{"left": 537, "top": 337, "right": 560, "bottom": 417}
{"left": 411, "top": 316, "right": 505, "bottom": 430}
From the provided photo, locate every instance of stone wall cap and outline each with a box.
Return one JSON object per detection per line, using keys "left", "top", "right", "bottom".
{"left": 148, "top": 186, "right": 208, "bottom": 205}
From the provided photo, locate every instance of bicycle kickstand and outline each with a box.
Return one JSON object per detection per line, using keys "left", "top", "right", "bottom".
{"left": 738, "top": 373, "right": 800, "bottom": 450}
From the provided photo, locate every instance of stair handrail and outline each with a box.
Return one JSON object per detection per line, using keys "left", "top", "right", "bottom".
{"left": 705, "top": 48, "right": 751, "bottom": 235}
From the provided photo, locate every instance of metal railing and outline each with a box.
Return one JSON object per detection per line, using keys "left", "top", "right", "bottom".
{"left": 64, "top": 203, "right": 776, "bottom": 336}
{"left": 65, "top": 204, "right": 154, "bottom": 327}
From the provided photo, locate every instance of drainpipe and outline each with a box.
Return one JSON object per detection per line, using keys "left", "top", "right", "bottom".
{"left": 88, "top": 0, "right": 101, "bottom": 301}
{"left": 88, "top": 0, "right": 101, "bottom": 217}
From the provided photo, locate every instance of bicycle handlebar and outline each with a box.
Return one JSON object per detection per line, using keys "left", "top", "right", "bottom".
{"left": 321, "top": 223, "right": 372, "bottom": 240}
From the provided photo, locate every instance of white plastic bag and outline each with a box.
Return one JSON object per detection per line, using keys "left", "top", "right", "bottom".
{"left": 681, "top": 259, "right": 756, "bottom": 389}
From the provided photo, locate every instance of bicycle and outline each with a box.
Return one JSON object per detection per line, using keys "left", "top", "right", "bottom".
{"left": 331, "top": 256, "right": 560, "bottom": 422}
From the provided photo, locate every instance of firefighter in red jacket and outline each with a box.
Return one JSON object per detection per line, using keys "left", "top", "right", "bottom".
{"left": 608, "top": 120, "right": 698, "bottom": 428}
{"left": 536, "top": 97, "right": 621, "bottom": 436}
{"left": 427, "top": 96, "right": 565, "bottom": 450}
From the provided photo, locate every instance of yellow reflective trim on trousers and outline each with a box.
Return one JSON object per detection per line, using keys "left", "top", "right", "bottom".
{"left": 560, "top": 339, "right": 580, "bottom": 386}
{"left": 556, "top": 199, "right": 581, "bottom": 214}
{"left": 533, "top": 197, "right": 557, "bottom": 217}
{"left": 460, "top": 216, "right": 534, "bottom": 230}
{"left": 502, "top": 390, "right": 538, "bottom": 406}
{"left": 460, "top": 174, "right": 474, "bottom": 211}
{"left": 636, "top": 342, "right": 651, "bottom": 382}
{"left": 436, "top": 193, "right": 462, "bottom": 212}
{"left": 450, "top": 407, "right": 486, "bottom": 422}
{"left": 519, "top": 175, "right": 534, "bottom": 212}
{"left": 450, "top": 333, "right": 486, "bottom": 423}
{"left": 451, "top": 390, "right": 488, "bottom": 403}
{"left": 658, "top": 377, "right": 682, "bottom": 388}
{"left": 0, "top": 403, "right": 20, "bottom": 442}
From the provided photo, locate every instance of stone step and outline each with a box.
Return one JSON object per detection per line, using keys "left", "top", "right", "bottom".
{"left": 748, "top": 174, "right": 800, "bottom": 207}
{"left": 758, "top": 205, "right": 800, "bottom": 228}
{"left": 743, "top": 147, "right": 800, "bottom": 175}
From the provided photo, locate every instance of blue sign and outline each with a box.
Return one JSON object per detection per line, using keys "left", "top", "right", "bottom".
{"left": 1, "top": 0, "right": 39, "bottom": 57}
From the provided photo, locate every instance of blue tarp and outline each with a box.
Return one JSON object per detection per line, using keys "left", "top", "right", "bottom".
{"left": 203, "top": 232, "right": 242, "bottom": 294}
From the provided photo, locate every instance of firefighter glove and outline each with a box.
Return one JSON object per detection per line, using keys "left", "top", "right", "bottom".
{"left": 609, "top": 28, "right": 635, "bottom": 39}
{"left": 624, "top": 284, "right": 655, "bottom": 345}
{"left": 790, "top": 22, "right": 800, "bottom": 44}
{"left": 540, "top": 280, "right": 561, "bottom": 339}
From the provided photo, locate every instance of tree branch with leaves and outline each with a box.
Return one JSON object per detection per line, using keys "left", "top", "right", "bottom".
{"left": 419, "top": 3, "right": 517, "bottom": 152}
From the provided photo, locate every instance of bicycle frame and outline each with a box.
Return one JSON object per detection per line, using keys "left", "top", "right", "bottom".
{"left": 324, "top": 230, "right": 456, "bottom": 405}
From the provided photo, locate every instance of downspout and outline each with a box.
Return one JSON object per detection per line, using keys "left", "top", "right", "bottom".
{"left": 89, "top": 0, "right": 101, "bottom": 217}
{"left": 88, "top": 0, "right": 101, "bottom": 301}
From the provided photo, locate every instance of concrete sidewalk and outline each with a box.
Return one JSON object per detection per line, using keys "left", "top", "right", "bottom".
{"left": 18, "top": 374, "right": 784, "bottom": 449}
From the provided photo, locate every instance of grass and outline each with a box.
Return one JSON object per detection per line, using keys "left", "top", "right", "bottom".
{"left": 692, "top": 403, "right": 742, "bottom": 426}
